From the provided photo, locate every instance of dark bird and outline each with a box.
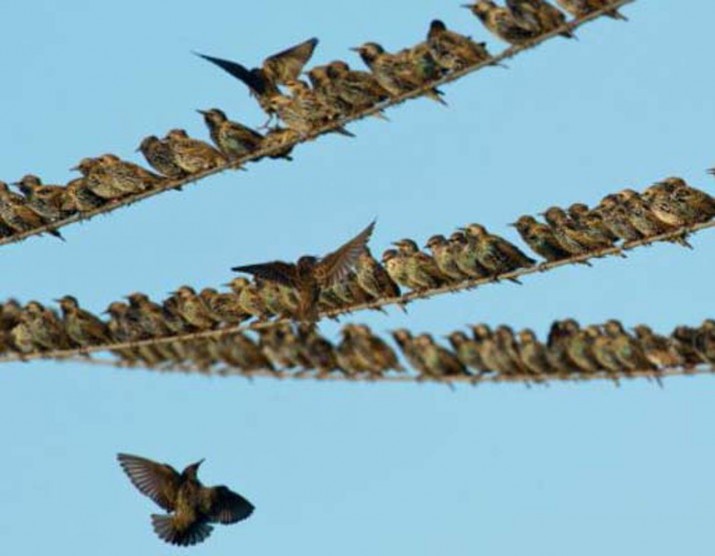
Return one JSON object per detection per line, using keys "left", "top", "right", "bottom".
{"left": 56, "top": 295, "right": 110, "bottom": 349}
{"left": 555, "top": 0, "right": 628, "bottom": 21}
{"left": 198, "top": 108, "right": 264, "bottom": 161}
{"left": 446, "top": 330, "right": 489, "bottom": 375}
{"left": 510, "top": 215, "right": 571, "bottom": 262}
{"left": 325, "top": 60, "right": 390, "bottom": 114}
{"left": 633, "top": 324, "right": 684, "bottom": 368}
{"left": 354, "top": 247, "right": 402, "bottom": 302}
{"left": 117, "top": 453, "right": 254, "bottom": 546}
{"left": 261, "top": 127, "right": 299, "bottom": 160}
{"left": 617, "top": 189, "right": 692, "bottom": 248}
{"left": 350, "top": 42, "right": 446, "bottom": 105}
{"left": 0, "top": 181, "right": 63, "bottom": 239}
{"left": 392, "top": 238, "right": 446, "bottom": 290}
{"left": 462, "top": 1, "right": 537, "bottom": 45}
{"left": 164, "top": 129, "right": 227, "bottom": 174}
{"left": 137, "top": 135, "right": 188, "bottom": 179}
{"left": 195, "top": 38, "right": 319, "bottom": 118}
{"left": 425, "top": 234, "right": 469, "bottom": 282}
{"left": 517, "top": 328, "right": 555, "bottom": 378}
{"left": 427, "top": 19, "right": 492, "bottom": 72}
{"left": 448, "top": 230, "right": 490, "bottom": 278}
{"left": 14, "top": 175, "right": 70, "bottom": 222}
{"left": 506, "top": 0, "right": 573, "bottom": 38}
{"left": 412, "top": 333, "right": 468, "bottom": 380}
{"left": 593, "top": 195, "right": 643, "bottom": 242}
{"left": 62, "top": 177, "right": 106, "bottom": 213}
{"left": 461, "top": 223, "right": 535, "bottom": 280}
{"left": 232, "top": 221, "right": 375, "bottom": 321}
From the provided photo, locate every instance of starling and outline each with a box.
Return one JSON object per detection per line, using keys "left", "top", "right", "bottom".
{"left": 167, "top": 286, "right": 218, "bottom": 330}
{"left": 261, "top": 127, "right": 299, "bottom": 160}
{"left": 15, "top": 301, "right": 70, "bottom": 352}
{"left": 391, "top": 329, "right": 430, "bottom": 376}
{"left": 425, "top": 234, "right": 470, "bottom": 283}
{"left": 306, "top": 65, "right": 353, "bottom": 119}
{"left": 0, "top": 181, "right": 63, "bottom": 239}
{"left": 71, "top": 157, "right": 126, "bottom": 200}
{"left": 258, "top": 325, "right": 310, "bottom": 370}
{"left": 349, "top": 324, "right": 404, "bottom": 374}
{"left": 506, "top": 0, "right": 573, "bottom": 38}
{"left": 493, "top": 325, "right": 529, "bottom": 375}
{"left": 448, "top": 230, "right": 491, "bottom": 278}
{"left": 73, "top": 154, "right": 162, "bottom": 198}
{"left": 447, "top": 330, "right": 489, "bottom": 374}
{"left": 381, "top": 248, "right": 412, "bottom": 289}
{"left": 617, "top": 189, "right": 692, "bottom": 248}
{"left": 296, "top": 325, "right": 339, "bottom": 375}
{"left": 567, "top": 202, "right": 619, "bottom": 242}
{"left": 14, "top": 174, "right": 71, "bottom": 222}
{"left": 217, "top": 333, "right": 274, "bottom": 372}
{"left": 392, "top": 238, "right": 446, "bottom": 291}
{"left": 275, "top": 79, "right": 355, "bottom": 137}
{"left": 661, "top": 177, "right": 715, "bottom": 224}
{"left": 694, "top": 320, "right": 715, "bottom": 365}
{"left": 105, "top": 301, "right": 163, "bottom": 366}
{"left": 325, "top": 60, "right": 391, "bottom": 114}
{"left": 255, "top": 278, "right": 298, "bottom": 319}
{"left": 164, "top": 129, "right": 227, "bottom": 174}
{"left": 542, "top": 206, "right": 603, "bottom": 255}
{"left": 195, "top": 37, "right": 319, "bottom": 118}
{"left": 545, "top": 319, "right": 578, "bottom": 376}
{"left": 555, "top": 0, "right": 628, "bottom": 21}
{"left": 350, "top": 42, "right": 446, "bottom": 105}
{"left": 585, "top": 324, "right": 623, "bottom": 374}
{"left": 603, "top": 319, "right": 654, "bottom": 372}
{"left": 562, "top": 320, "right": 601, "bottom": 374}
{"left": 124, "top": 293, "right": 185, "bottom": 362}
{"left": 198, "top": 108, "right": 264, "bottom": 161}
{"left": 427, "top": 19, "right": 492, "bottom": 72}
{"left": 117, "top": 453, "right": 254, "bottom": 546}
{"left": 400, "top": 41, "right": 446, "bottom": 88}
{"left": 593, "top": 195, "right": 644, "bottom": 242}
{"left": 62, "top": 177, "right": 106, "bottom": 213}
{"left": 460, "top": 223, "right": 535, "bottom": 280}
{"left": 633, "top": 324, "right": 684, "bottom": 368}
{"left": 232, "top": 220, "right": 375, "bottom": 322}
{"left": 354, "top": 248, "right": 402, "bottom": 302}
{"left": 413, "top": 333, "right": 468, "bottom": 380}
{"left": 56, "top": 295, "right": 110, "bottom": 348}
{"left": 670, "top": 325, "right": 704, "bottom": 368}
{"left": 470, "top": 323, "right": 521, "bottom": 375}
{"left": 517, "top": 328, "right": 555, "bottom": 378}
{"left": 199, "top": 287, "right": 250, "bottom": 325}
{"left": 224, "top": 278, "right": 270, "bottom": 321}
{"left": 335, "top": 326, "right": 372, "bottom": 376}
{"left": 137, "top": 135, "right": 188, "bottom": 179}
{"left": 510, "top": 215, "right": 571, "bottom": 262}
{"left": 462, "top": 1, "right": 537, "bottom": 45}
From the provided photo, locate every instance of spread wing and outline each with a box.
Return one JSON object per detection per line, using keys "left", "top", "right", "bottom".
{"left": 117, "top": 453, "right": 181, "bottom": 511}
{"left": 202, "top": 485, "right": 255, "bottom": 524}
{"left": 231, "top": 261, "right": 297, "bottom": 288}
{"left": 316, "top": 220, "right": 376, "bottom": 287}
{"left": 262, "top": 37, "right": 319, "bottom": 85}
{"left": 194, "top": 52, "right": 270, "bottom": 96}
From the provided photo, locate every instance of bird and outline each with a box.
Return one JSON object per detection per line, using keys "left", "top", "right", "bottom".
{"left": 325, "top": 60, "right": 391, "bottom": 114}
{"left": 195, "top": 38, "right": 319, "bottom": 119}
{"left": 517, "top": 328, "right": 555, "bottom": 378}
{"left": 426, "top": 19, "right": 492, "bottom": 73}
{"left": 351, "top": 42, "right": 446, "bottom": 105}
{"left": 137, "top": 135, "right": 188, "bottom": 179}
{"left": 164, "top": 129, "right": 227, "bottom": 174}
{"left": 261, "top": 127, "right": 299, "bottom": 160}
{"left": 460, "top": 223, "right": 535, "bottom": 280}
{"left": 412, "top": 333, "right": 468, "bottom": 380}
{"left": 510, "top": 215, "right": 571, "bottom": 262}
{"left": 555, "top": 0, "right": 628, "bottom": 21}
{"left": 506, "top": 0, "right": 574, "bottom": 38}
{"left": 56, "top": 295, "right": 111, "bottom": 349}
{"left": 632, "top": 324, "right": 683, "bottom": 368}
{"left": 72, "top": 154, "right": 162, "bottom": 198}
{"left": 617, "top": 189, "right": 692, "bottom": 248}
{"left": 197, "top": 108, "right": 264, "bottom": 161}
{"left": 0, "top": 181, "right": 64, "bottom": 239}
{"left": 425, "top": 234, "right": 470, "bottom": 282}
{"left": 61, "top": 177, "right": 106, "bottom": 213}
{"left": 354, "top": 247, "right": 402, "bottom": 302}
{"left": 462, "top": 1, "right": 537, "bottom": 45}
{"left": 117, "top": 453, "right": 254, "bottom": 546}
{"left": 446, "top": 330, "right": 490, "bottom": 375}
{"left": 232, "top": 221, "right": 375, "bottom": 321}
{"left": 14, "top": 174, "right": 70, "bottom": 222}
{"left": 392, "top": 238, "right": 446, "bottom": 290}
{"left": 447, "top": 230, "right": 490, "bottom": 278}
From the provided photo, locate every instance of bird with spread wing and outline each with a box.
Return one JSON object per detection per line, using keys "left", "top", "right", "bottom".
{"left": 117, "top": 453, "right": 254, "bottom": 547}
{"left": 232, "top": 220, "right": 376, "bottom": 322}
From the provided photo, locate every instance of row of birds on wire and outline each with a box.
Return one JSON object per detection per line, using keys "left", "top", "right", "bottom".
{"left": 47, "top": 316, "right": 715, "bottom": 385}
{"left": 0, "top": 174, "right": 712, "bottom": 362}
{"left": 0, "top": 1, "right": 631, "bottom": 244}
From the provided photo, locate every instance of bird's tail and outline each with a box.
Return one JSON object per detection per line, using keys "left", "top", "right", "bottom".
{"left": 151, "top": 514, "right": 214, "bottom": 547}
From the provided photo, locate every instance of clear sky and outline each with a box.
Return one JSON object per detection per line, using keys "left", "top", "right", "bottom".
{"left": 2, "top": 1, "right": 715, "bottom": 554}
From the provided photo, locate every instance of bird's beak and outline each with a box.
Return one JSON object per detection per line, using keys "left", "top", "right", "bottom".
{"left": 507, "top": 222, "right": 518, "bottom": 227}
{"left": 349, "top": 46, "right": 361, "bottom": 52}
{"left": 52, "top": 298, "right": 62, "bottom": 304}
{"left": 196, "top": 109, "right": 209, "bottom": 116}
{"left": 457, "top": 227, "right": 468, "bottom": 232}
{"left": 70, "top": 164, "right": 80, "bottom": 171}
{"left": 194, "top": 458, "right": 205, "bottom": 468}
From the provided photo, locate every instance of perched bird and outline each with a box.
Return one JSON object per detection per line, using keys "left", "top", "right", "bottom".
{"left": 195, "top": 38, "right": 319, "bottom": 118}
{"left": 347, "top": 324, "right": 404, "bottom": 374}
{"left": 470, "top": 323, "right": 521, "bottom": 375}
{"left": 593, "top": 195, "right": 643, "bottom": 242}
{"left": 412, "top": 333, "right": 468, "bottom": 380}
{"left": 462, "top": 1, "right": 537, "bottom": 45}
{"left": 167, "top": 286, "right": 218, "bottom": 330}
{"left": 510, "top": 215, "right": 571, "bottom": 262}
{"left": 506, "top": 0, "right": 573, "bottom": 38}
{"left": 223, "top": 278, "right": 270, "bottom": 321}
{"left": 542, "top": 206, "right": 603, "bottom": 256}
{"left": 117, "top": 453, "right": 254, "bottom": 546}
{"left": 164, "top": 129, "right": 227, "bottom": 174}
{"left": 354, "top": 248, "right": 402, "bottom": 302}
{"left": 72, "top": 154, "right": 162, "bottom": 199}
{"left": 216, "top": 333, "right": 274, "bottom": 372}
{"left": 296, "top": 326, "right": 339, "bottom": 375}
{"left": 199, "top": 288, "right": 249, "bottom": 325}
{"left": 603, "top": 319, "right": 654, "bottom": 372}
{"left": 617, "top": 189, "right": 692, "bottom": 248}
{"left": 325, "top": 60, "right": 390, "bottom": 114}
{"left": 633, "top": 324, "right": 684, "bottom": 368}
{"left": 555, "top": 0, "right": 628, "bottom": 21}
{"left": 427, "top": 19, "right": 492, "bottom": 72}
{"left": 61, "top": 177, "right": 106, "bottom": 213}
{"left": 56, "top": 295, "right": 110, "bottom": 349}
{"left": 232, "top": 221, "right": 375, "bottom": 322}
{"left": 381, "top": 248, "right": 412, "bottom": 290}
{"left": 391, "top": 329, "right": 430, "bottom": 376}
{"left": 14, "top": 174, "right": 70, "bottom": 222}
{"left": 198, "top": 108, "right": 264, "bottom": 161}
{"left": 137, "top": 136, "right": 188, "bottom": 179}
{"left": 0, "top": 181, "right": 63, "bottom": 239}
{"left": 517, "top": 328, "right": 555, "bottom": 378}
{"left": 392, "top": 238, "right": 446, "bottom": 290}
{"left": 448, "top": 230, "right": 490, "bottom": 278}
{"left": 461, "top": 223, "right": 535, "bottom": 280}
{"left": 305, "top": 65, "right": 353, "bottom": 119}
{"left": 15, "top": 301, "right": 69, "bottom": 352}
{"left": 351, "top": 42, "right": 446, "bottom": 105}
{"left": 425, "top": 234, "right": 470, "bottom": 282}
{"left": 260, "top": 127, "right": 298, "bottom": 160}
{"left": 446, "top": 330, "right": 489, "bottom": 375}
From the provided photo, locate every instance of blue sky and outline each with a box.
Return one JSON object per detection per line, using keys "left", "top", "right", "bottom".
{"left": 2, "top": 1, "right": 715, "bottom": 554}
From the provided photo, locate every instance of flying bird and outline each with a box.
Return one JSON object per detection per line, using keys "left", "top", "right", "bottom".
{"left": 117, "top": 453, "right": 254, "bottom": 547}
{"left": 195, "top": 38, "right": 319, "bottom": 118}
{"left": 232, "top": 220, "right": 375, "bottom": 321}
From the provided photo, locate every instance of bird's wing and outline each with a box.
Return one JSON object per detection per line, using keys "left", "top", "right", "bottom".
{"left": 316, "top": 220, "right": 376, "bottom": 287}
{"left": 202, "top": 485, "right": 255, "bottom": 524}
{"left": 194, "top": 52, "right": 269, "bottom": 95}
{"left": 231, "top": 261, "right": 297, "bottom": 288}
{"left": 262, "top": 37, "right": 319, "bottom": 85}
{"left": 117, "top": 453, "right": 181, "bottom": 511}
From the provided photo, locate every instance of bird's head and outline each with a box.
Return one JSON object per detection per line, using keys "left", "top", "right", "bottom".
{"left": 182, "top": 459, "right": 205, "bottom": 480}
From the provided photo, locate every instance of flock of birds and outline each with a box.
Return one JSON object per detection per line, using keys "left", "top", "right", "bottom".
{"left": 0, "top": 174, "right": 712, "bottom": 366}
{"left": 0, "top": 0, "right": 629, "bottom": 245}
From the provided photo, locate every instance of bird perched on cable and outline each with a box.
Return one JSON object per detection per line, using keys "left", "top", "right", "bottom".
{"left": 14, "top": 175, "right": 70, "bottom": 222}
{"left": 506, "top": 0, "right": 574, "bottom": 38}
{"left": 195, "top": 38, "right": 319, "bottom": 120}
{"left": 426, "top": 19, "right": 492, "bottom": 72}
{"left": 325, "top": 60, "right": 391, "bottom": 115}
{"left": 351, "top": 42, "right": 446, "bottom": 105}
{"left": 460, "top": 223, "right": 535, "bottom": 281}
{"left": 56, "top": 295, "right": 110, "bottom": 349}
{"left": 510, "top": 215, "right": 570, "bottom": 262}
{"left": 0, "top": 181, "right": 64, "bottom": 239}
{"left": 392, "top": 238, "right": 446, "bottom": 291}
{"left": 117, "top": 453, "right": 254, "bottom": 546}
{"left": 72, "top": 154, "right": 163, "bottom": 199}
{"left": 164, "top": 129, "right": 227, "bottom": 174}
{"left": 61, "top": 177, "right": 106, "bottom": 213}
{"left": 555, "top": 0, "right": 628, "bottom": 21}
{"left": 232, "top": 221, "right": 375, "bottom": 322}
{"left": 462, "top": 1, "right": 537, "bottom": 45}
{"left": 197, "top": 108, "right": 264, "bottom": 161}
{"left": 137, "top": 136, "right": 188, "bottom": 179}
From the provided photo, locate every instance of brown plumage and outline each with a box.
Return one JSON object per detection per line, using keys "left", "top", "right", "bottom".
{"left": 198, "top": 108, "right": 264, "bottom": 161}
{"left": 164, "top": 129, "right": 227, "bottom": 174}
{"left": 232, "top": 221, "right": 375, "bottom": 321}
{"left": 117, "top": 453, "right": 253, "bottom": 546}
